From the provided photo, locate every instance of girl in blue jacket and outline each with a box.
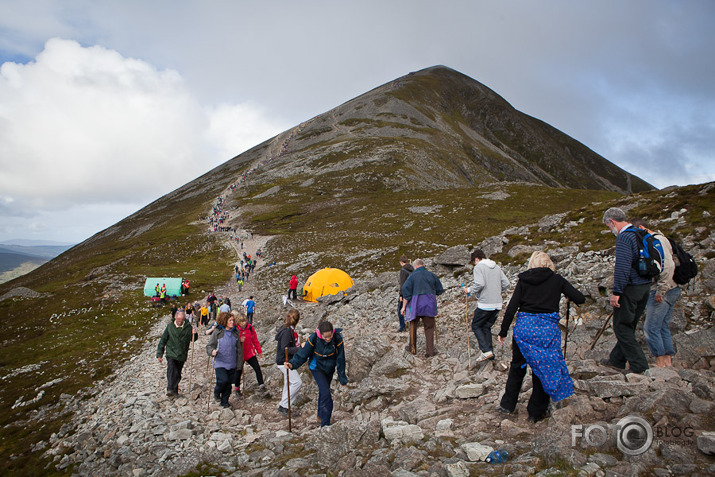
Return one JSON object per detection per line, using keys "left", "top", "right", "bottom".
{"left": 286, "top": 321, "right": 347, "bottom": 427}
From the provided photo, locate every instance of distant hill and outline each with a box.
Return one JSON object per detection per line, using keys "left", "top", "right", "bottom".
{"left": 0, "top": 242, "right": 74, "bottom": 283}
{"left": 0, "top": 243, "right": 74, "bottom": 260}
{"left": 0, "top": 250, "right": 45, "bottom": 270}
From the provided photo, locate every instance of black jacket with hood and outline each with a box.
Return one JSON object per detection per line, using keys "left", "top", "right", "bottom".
{"left": 499, "top": 267, "right": 585, "bottom": 337}
{"left": 275, "top": 325, "right": 300, "bottom": 366}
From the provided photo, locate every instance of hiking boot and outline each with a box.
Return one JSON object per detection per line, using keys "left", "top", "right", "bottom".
{"left": 277, "top": 405, "right": 289, "bottom": 416}
{"left": 220, "top": 402, "right": 232, "bottom": 409}
{"left": 476, "top": 351, "right": 495, "bottom": 362}
{"left": 404, "top": 345, "right": 416, "bottom": 355}
{"left": 496, "top": 406, "right": 513, "bottom": 415}
{"left": 397, "top": 327, "right": 406, "bottom": 333}
{"left": 214, "top": 394, "right": 221, "bottom": 402}
{"left": 528, "top": 411, "right": 549, "bottom": 423}
{"left": 599, "top": 358, "right": 626, "bottom": 373}
{"left": 167, "top": 390, "right": 177, "bottom": 398}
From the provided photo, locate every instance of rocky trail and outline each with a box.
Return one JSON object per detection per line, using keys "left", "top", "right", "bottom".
{"left": 44, "top": 218, "right": 715, "bottom": 476}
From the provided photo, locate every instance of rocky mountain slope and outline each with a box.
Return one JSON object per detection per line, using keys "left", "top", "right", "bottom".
{"left": 0, "top": 66, "right": 709, "bottom": 475}
{"left": 44, "top": 182, "right": 715, "bottom": 476}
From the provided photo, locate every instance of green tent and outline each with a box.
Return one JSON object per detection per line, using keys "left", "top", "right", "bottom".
{"left": 143, "top": 277, "right": 184, "bottom": 298}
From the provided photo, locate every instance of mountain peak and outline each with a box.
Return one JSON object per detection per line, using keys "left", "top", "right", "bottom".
{"left": 236, "top": 65, "right": 651, "bottom": 195}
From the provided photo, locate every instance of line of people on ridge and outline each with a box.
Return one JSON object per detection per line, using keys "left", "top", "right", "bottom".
{"left": 395, "top": 207, "right": 689, "bottom": 422}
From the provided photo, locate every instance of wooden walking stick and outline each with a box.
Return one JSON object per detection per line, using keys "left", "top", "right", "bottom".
{"left": 285, "top": 348, "right": 292, "bottom": 432}
{"left": 188, "top": 326, "right": 196, "bottom": 394}
{"left": 563, "top": 300, "right": 571, "bottom": 356}
{"left": 206, "top": 356, "right": 214, "bottom": 412}
{"left": 241, "top": 361, "right": 246, "bottom": 403}
{"left": 590, "top": 311, "right": 614, "bottom": 350}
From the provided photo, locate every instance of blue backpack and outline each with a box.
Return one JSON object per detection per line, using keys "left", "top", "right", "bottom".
{"left": 626, "top": 227, "right": 664, "bottom": 279}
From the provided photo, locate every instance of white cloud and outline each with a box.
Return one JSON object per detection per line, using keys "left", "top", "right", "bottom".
{"left": 205, "top": 103, "right": 283, "bottom": 162}
{"left": 0, "top": 38, "right": 287, "bottom": 241}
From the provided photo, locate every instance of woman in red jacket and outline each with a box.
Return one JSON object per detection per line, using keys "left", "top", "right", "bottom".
{"left": 233, "top": 311, "right": 267, "bottom": 395}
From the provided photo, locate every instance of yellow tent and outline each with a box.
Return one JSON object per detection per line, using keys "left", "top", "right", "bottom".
{"left": 302, "top": 268, "right": 354, "bottom": 302}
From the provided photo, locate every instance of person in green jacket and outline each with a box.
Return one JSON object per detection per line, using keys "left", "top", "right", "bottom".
{"left": 157, "top": 311, "right": 198, "bottom": 398}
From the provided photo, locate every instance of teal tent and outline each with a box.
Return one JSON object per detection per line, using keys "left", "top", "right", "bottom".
{"left": 143, "top": 277, "right": 184, "bottom": 298}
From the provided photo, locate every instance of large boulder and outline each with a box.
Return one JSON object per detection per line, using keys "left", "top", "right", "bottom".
{"left": 672, "top": 327, "right": 715, "bottom": 368}
{"left": 381, "top": 417, "right": 424, "bottom": 443}
{"left": 304, "top": 420, "right": 381, "bottom": 467}
{"left": 435, "top": 245, "right": 470, "bottom": 267}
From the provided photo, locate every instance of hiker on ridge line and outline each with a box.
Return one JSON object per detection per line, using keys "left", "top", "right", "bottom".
{"left": 631, "top": 217, "right": 680, "bottom": 368}
{"left": 465, "top": 249, "right": 510, "bottom": 362}
{"left": 397, "top": 255, "right": 414, "bottom": 333}
{"left": 601, "top": 207, "right": 651, "bottom": 374}
{"left": 156, "top": 310, "right": 198, "bottom": 398}
{"left": 401, "top": 259, "right": 444, "bottom": 357}
{"left": 497, "top": 251, "right": 585, "bottom": 422}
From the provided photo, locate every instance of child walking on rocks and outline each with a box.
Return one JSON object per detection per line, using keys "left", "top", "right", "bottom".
{"left": 286, "top": 321, "right": 348, "bottom": 427}
{"left": 234, "top": 311, "right": 267, "bottom": 396}
{"left": 275, "top": 309, "right": 302, "bottom": 416}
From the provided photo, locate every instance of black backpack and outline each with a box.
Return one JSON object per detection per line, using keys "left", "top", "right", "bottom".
{"left": 625, "top": 227, "right": 664, "bottom": 279}
{"left": 668, "top": 237, "right": 698, "bottom": 285}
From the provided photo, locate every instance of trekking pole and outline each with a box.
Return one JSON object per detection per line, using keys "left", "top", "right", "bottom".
{"left": 188, "top": 325, "right": 195, "bottom": 394}
{"left": 563, "top": 301, "right": 570, "bottom": 357}
{"left": 590, "top": 311, "right": 614, "bottom": 350}
{"left": 206, "top": 356, "right": 214, "bottom": 412}
{"left": 285, "top": 348, "right": 292, "bottom": 432}
{"left": 463, "top": 285, "right": 471, "bottom": 368}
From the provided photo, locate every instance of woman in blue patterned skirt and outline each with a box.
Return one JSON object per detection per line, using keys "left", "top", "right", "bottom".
{"left": 496, "top": 251, "right": 585, "bottom": 422}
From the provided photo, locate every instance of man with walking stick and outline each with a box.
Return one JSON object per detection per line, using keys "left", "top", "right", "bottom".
{"left": 156, "top": 310, "right": 198, "bottom": 398}
{"left": 601, "top": 207, "right": 652, "bottom": 374}
{"left": 464, "top": 249, "right": 510, "bottom": 363}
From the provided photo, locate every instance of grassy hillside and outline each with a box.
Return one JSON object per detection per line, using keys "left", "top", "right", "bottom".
{"left": 0, "top": 166, "right": 247, "bottom": 475}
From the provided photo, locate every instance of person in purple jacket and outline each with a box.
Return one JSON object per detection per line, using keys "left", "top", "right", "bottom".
{"left": 401, "top": 259, "right": 444, "bottom": 357}
{"left": 206, "top": 312, "right": 244, "bottom": 408}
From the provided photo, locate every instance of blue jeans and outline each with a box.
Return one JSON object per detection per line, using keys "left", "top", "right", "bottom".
{"left": 472, "top": 308, "right": 499, "bottom": 353}
{"left": 214, "top": 367, "right": 235, "bottom": 406}
{"left": 644, "top": 287, "right": 681, "bottom": 357}
{"left": 311, "top": 368, "right": 334, "bottom": 427}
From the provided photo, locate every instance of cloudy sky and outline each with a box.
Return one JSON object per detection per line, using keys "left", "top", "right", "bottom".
{"left": 1, "top": 1, "right": 713, "bottom": 244}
